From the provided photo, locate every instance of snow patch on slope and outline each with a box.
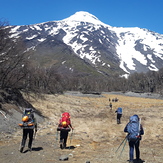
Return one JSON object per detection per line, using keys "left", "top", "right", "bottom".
{"left": 114, "top": 27, "right": 163, "bottom": 73}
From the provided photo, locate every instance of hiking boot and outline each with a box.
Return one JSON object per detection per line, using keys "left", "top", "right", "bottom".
{"left": 136, "top": 158, "right": 143, "bottom": 162}
{"left": 60, "top": 140, "right": 64, "bottom": 149}
{"left": 28, "top": 147, "right": 32, "bottom": 152}
{"left": 20, "top": 146, "right": 24, "bottom": 153}
{"left": 60, "top": 144, "right": 63, "bottom": 149}
{"left": 63, "top": 143, "right": 66, "bottom": 149}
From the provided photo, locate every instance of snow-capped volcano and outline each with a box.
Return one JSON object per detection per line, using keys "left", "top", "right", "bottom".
{"left": 61, "top": 11, "right": 108, "bottom": 26}
{"left": 8, "top": 11, "right": 163, "bottom": 77}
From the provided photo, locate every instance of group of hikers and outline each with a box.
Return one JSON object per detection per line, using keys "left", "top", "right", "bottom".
{"left": 18, "top": 109, "right": 73, "bottom": 152}
{"left": 18, "top": 107, "right": 144, "bottom": 163}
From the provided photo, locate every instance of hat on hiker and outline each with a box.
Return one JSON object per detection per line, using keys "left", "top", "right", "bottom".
{"left": 22, "top": 116, "right": 29, "bottom": 122}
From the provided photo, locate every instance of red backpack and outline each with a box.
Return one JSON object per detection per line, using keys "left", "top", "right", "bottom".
{"left": 57, "top": 112, "right": 71, "bottom": 131}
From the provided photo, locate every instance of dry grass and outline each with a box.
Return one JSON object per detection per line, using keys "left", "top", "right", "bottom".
{"left": 28, "top": 93, "right": 163, "bottom": 140}
{"left": 12, "top": 92, "right": 163, "bottom": 163}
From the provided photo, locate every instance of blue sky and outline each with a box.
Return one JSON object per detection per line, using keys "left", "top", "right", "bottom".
{"left": 0, "top": 0, "right": 163, "bottom": 34}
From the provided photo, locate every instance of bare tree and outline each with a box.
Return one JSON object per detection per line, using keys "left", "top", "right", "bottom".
{"left": 0, "top": 20, "right": 30, "bottom": 89}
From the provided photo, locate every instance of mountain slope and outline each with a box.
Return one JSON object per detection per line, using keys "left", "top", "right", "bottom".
{"left": 8, "top": 11, "right": 163, "bottom": 77}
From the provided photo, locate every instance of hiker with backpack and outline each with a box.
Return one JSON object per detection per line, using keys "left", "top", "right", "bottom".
{"left": 57, "top": 112, "right": 73, "bottom": 149}
{"left": 109, "top": 102, "right": 112, "bottom": 110}
{"left": 115, "top": 107, "right": 122, "bottom": 124}
{"left": 124, "top": 115, "right": 144, "bottom": 163}
{"left": 19, "top": 108, "right": 37, "bottom": 153}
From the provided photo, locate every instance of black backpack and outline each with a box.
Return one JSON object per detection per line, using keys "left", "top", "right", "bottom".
{"left": 19, "top": 108, "right": 35, "bottom": 129}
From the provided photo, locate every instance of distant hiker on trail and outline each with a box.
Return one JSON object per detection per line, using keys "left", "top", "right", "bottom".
{"left": 124, "top": 115, "right": 144, "bottom": 163}
{"left": 109, "top": 102, "right": 112, "bottom": 110}
{"left": 115, "top": 107, "right": 122, "bottom": 124}
{"left": 115, "top": 97, "right": 119, "bottom": 102}
{"left": 57, "top": 112, "right": 73, "bottom": 149}
{"left": 19, "top": 108, "right": 37, "bottom": 153}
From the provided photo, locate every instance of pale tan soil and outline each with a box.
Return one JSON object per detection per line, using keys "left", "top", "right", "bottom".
{"left": 0, "top": 92, "right": 163, "bottom": 163}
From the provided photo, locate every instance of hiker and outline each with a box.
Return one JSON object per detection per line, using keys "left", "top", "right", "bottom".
{"left": 124, "top": 115, "right": 144, "bottom": 163}
{"left": 19, "top": 108, "right": 37, "bottom": 153}
{"left": 109, "top": 102, "right": 112, "bottom": 110}
{"left": 57, "top": 112, "right": 73, "bottom": 149}
{"left": 115, "top": 107, "right": 122, "bottom": 124}
{"left": 115, "top": 97, "right": 119, "bottom": 102}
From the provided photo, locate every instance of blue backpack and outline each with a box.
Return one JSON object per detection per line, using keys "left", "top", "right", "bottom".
{"left": 117, "top": 107, "right": 122, "bottom": 114}
{"left": 127, "top": 115, "right": 140, "bottom": 141}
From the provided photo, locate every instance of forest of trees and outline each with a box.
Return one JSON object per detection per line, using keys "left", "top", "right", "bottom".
{"left": 0, "top": 21, "right": 163, "bottom": 96}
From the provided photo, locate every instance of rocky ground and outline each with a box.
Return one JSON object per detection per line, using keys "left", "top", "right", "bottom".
{"left": 0, "top": 91, "right": 163, "bottom": 163}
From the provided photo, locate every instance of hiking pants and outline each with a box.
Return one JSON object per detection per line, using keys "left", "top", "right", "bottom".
{"left": 60, "top": 130, "right": 68, "bottom": 146}
{"left": 117, "top": 114, "right": 122, "bottom": 124}
{"left": 128, "top": 140, "right": 140, "bottom": 161}
{"left": 21, "top": 129, "right": 34, "bottom": 148}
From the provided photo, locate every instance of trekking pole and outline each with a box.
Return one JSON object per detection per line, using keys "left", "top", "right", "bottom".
{"left": 69, "top": 129, "right": 74, "bottom": 149}
{"left": 115, "top": 136, "right": 127, "bottom": 153}
{"left": 33, "top": 130, "right": 37, "bottom": 140}
{"left": 55, "top": 131, "right": 59, "bottom": 148}
{"left": 32, "top": 130, "right": 36, "bottom": 148}
{"left": 138, "top": 118, "right": 141, "bottom": 135}
{"left": 119, "top": 137, "right": 127, "bottom": 158}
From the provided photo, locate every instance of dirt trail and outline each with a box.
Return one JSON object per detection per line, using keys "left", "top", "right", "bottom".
{"left": 0, "top": 92, "right": 163, "bottom": 163}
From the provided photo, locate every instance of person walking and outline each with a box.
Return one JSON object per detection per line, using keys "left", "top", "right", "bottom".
{"left": 124, "top": 115, "right": 144, "bottom": 163}
{"left": 109, "top": 102, "right": 112, "bottom": 110}
{"left": 57, "top": 112, "right": 73, "bottom": 149}
{"left": 115, "top": 107, "right": 122, "bottom": 124}
{"left": 19, "top": 108, "right": 37, "bottom": 153}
